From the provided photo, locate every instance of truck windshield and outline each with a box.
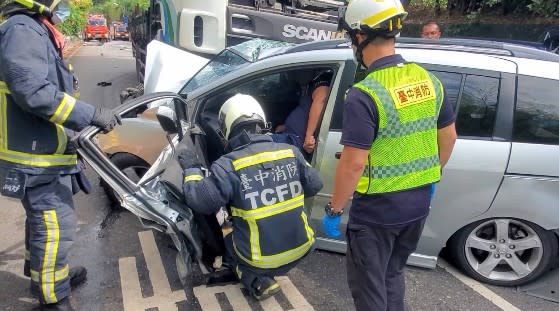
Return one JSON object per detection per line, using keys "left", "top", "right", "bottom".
{"left": 88, "top": 19, "right": 106, "bottom": 26}
{"left": 180, "top": 39, "right": 293, "bottom": 94}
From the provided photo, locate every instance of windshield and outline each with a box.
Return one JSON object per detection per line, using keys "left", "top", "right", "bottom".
{"left": 180, "top": 39, "right": 294, "bottom": 95}
{"left": 117, "top": 27, "right": 127, "bottom": 32}
{"left": 88, "top": 19, "right": 106, "bottom": 26}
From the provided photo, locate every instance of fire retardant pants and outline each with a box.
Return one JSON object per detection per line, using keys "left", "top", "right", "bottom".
{"left": 22, "top": 174, "right": 76, "bottom": 304}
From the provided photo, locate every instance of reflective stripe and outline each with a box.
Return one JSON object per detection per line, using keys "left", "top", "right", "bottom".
{"left": 247, "top": 219, "right": 261, "bottom": 261}
{"left": 1, "top": 94, "right": 7, "bottom": 149}
{"left": 0, "top": 149, "right": 77, "bottom": 167}
{"left": 301, "top": 211, "right": 314, "bottom": 242}
{"left": 363, "top": 155, "right": 440, "bottom": 179}
{"left": 49, "top": 93, "right": 76, "bottom": 126}
{"left": 233, "top": 235, "right": 313, "bottom": 269}
{"left": 232, "top": 149, "right": 295, "bottom": 171}
{"left": 25, "top": 249, "right": 30, "bottom": 261}
{"left": 31, "top": 264, "right": 69, "bottom": 283}
{"left": 183, "top": 174, "right": 203, "bottom": 183}
{"left": 54, "top": 125, "right": 67, "bottom": 154}
{"left": 231, "top": 195, "right": 304, "bottom": 220}
{"left": 362, "top": 7, "right": 400, "bottom": 27}
{"left": 42, "top": 210, "right": 60, "bottom": 304}
{"left": 0, "top": 81, "right": 10, "bottom": 94}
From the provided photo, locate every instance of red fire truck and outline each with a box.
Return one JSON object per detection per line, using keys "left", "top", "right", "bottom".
{"left": 84, "top": 13, "right": 110, "bottom": 43}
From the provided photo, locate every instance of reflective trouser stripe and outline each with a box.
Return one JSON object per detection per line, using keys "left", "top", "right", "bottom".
{"left": 184, "top": 174, "right": 203, "bottom": 183}
{"left": 30, "top": 264, "right": 69, "bottom": 283}
{"left": 232, "top": 149, "right": 295, "bottom": 171}
{"left": 49, "top": 93, "right": 76, "bottom": 126}
{"left": 25, "top": 249, "right": 30, "bottom": 261}
{"left": 0, "top": 149, "right": 77, "bottom": 167}
{"left": 42, "top": 210, "right": 60, "bottom": 304}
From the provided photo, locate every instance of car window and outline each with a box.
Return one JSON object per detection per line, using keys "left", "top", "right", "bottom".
{"left": 456, "top": 75, "right": 499, "bottom": 138}
{"left": 513, "top": 75, "right": 559, "bottom": 145}
{"left": 430, "top": 71, "right": 462, "bottom": 111}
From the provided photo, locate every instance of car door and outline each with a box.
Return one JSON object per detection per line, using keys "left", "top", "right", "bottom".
{"left": 312, "top": 61, "right": 516, "bottom": 268}
{"left": 77, "top": 92, "right": 207, "bottom": 282}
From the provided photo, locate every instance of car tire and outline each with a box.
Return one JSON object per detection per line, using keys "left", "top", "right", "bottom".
{"left": 101, "top": 152, "right": 150, "bottom": 209}
{"left": 449, "top": 218, "right": 558, "bottom": 286}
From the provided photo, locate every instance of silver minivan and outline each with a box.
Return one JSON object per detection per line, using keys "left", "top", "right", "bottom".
{"left": 79, "top": 38, "right": 559, "bottom": 287}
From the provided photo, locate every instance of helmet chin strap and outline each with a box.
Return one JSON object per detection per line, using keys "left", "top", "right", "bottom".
{"left": 355, "top": 37, "right": 371, "bottom": 69}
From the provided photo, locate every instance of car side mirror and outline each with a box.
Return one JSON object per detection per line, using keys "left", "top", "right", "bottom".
{"left": 156, "top": 106, "right": 178, "bottom": 134}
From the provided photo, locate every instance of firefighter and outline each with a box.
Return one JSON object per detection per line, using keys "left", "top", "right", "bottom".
{"left": 325, "top": 0, "right": 457, "bottom": 310}
{"left": 179, "top": 94, "right": 323, "bottom": 300}
{"left": 0, "top": 1, "right": 120, "bottom": 310}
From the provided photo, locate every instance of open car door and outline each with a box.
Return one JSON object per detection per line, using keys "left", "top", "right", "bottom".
{"left": 76, "top": 92, "right": 215, "bottom": 284}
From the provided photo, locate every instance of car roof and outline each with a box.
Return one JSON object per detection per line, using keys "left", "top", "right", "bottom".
{"left": 262, "top": 37, "right": 559, "bottom": 79}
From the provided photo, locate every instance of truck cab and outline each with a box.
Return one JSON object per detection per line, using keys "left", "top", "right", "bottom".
{"left": 84, "top": 14, "right": 110, "bottom": 43}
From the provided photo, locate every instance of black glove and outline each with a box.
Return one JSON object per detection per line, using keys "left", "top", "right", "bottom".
{"left": 91, "top": 107, "right": 122, "bottom": 133}
{"left": 176, "top": 139, "right": 203, "bottom": 170}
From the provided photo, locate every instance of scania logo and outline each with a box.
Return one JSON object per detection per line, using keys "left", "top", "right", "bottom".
{"left": 282, "top": 24, "right": 344, "bottom": 41}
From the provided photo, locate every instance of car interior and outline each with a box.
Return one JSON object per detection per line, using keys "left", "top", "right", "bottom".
{"left": 196, "top": 66, "right": 336, "bottom": 164}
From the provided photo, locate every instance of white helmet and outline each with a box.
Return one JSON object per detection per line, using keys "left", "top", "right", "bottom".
{"left": 219, "top": 94, "right": 267, "bottom": 140}
{"left": 339, "top": 0, "right": 408, "bottom": 37}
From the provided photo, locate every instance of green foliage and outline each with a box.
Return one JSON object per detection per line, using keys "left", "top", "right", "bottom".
{"left": 91, "top": 0, "right": 148, "bottom": 22}
{"left": 528, "top": 0, "right": 559, "bottom": 17}
{"left": 414, "top": 0, "right": 559, "bottom": 18}
{"left": 57, "top": 2, "right": 91, "bottom": 36}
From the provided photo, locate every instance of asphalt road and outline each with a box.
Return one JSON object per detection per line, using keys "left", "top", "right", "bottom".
{"left": 1, "top": 40, "right": 558, "bottom": 311}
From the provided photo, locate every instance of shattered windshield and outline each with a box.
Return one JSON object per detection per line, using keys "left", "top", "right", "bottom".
{"left": 180, "top": 39, "right": 294, "bottom": 95}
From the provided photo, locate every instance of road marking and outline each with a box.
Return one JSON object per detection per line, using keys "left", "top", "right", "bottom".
{"left": 194, "top": 276, "right": 314, "bottom": 311}
{"left": 119, "top": 230, "right": 186, "bottom": 311}
{"left": 438, "top": 259, "right": 523, "bottom": 311}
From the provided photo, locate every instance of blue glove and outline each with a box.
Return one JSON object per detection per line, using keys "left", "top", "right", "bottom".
{"left": 322, "top": 214, "right": 342, "bottom": 238}
{"left": 430, "top": 183, "right": 437, "bottom": 200}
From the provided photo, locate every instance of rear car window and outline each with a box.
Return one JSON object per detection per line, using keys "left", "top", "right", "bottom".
{"left": 455, "top": 75, "right": 499, "bottom": 138}
{"left": 514, "top": 75, "right": 559, "bottom": 145}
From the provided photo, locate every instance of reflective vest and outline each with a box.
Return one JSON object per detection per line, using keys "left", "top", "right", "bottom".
{"left": 354, "top": 63, "right": 444, "bottom": 194}
{"left": 222, "top": 140, "right": 315, "bottom": 269}
{"left": 0, "top": 14, "right": 95, "bottom": 174}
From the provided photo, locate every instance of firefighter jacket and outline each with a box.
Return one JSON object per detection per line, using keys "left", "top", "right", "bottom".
{"left": 0, "top": 14, "right": 95, "bottom": 175}
{"left": 182, "top": 133, "right": 323, "bottom": 269}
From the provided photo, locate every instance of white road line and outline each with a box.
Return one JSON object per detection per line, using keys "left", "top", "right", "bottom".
{"left": 193, "top": 275, "right": 314, "bottom": 311}
{"left": 119, "top": 230, "right": 186, "bottom": 311}
{"left": 438, "top": 259, "right": 523, "bottom": 311}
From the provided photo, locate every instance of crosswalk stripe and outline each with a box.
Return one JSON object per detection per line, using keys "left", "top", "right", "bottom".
{"left": 194, "top": 276, "right": 314, "bottom": 311}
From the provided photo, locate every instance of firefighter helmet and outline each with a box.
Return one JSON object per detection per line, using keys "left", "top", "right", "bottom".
{"left": 219, "top": 94, "right": 267, "bottom": 140}
{"left": 2, "top": 0, "right": 63, "bottom": 17}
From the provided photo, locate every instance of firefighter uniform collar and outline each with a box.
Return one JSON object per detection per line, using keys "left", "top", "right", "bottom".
{"left": 366, "top": 54, "right": 406, "bottom": 74}
{"left": 228, "top": 133, "right": 273, "bottom": 151}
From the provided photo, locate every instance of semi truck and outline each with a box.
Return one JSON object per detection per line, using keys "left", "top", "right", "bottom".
{"left": 128, "top": 0, "right": 346, "bottom": 83}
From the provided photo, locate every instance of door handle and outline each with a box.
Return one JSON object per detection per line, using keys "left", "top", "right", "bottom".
{"left": 335, "top": 152, "right": 342, "bottom": 159}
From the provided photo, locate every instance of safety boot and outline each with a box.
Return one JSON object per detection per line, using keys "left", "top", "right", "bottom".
{"left": 68, "top": 266, "right": 87, "bottom": 288}
{"left": 40, "top": 297, "right": 75, "bottom": 311}
{"left": 252, "top": 277, "right": 280, "bottom": 301}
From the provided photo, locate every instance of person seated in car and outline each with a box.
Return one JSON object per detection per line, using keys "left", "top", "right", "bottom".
{"left": 272, "top": 70, "right": 333, "bottom": 154}
{"left": 177, "top": 94, "right": 323, "bottom": 301}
